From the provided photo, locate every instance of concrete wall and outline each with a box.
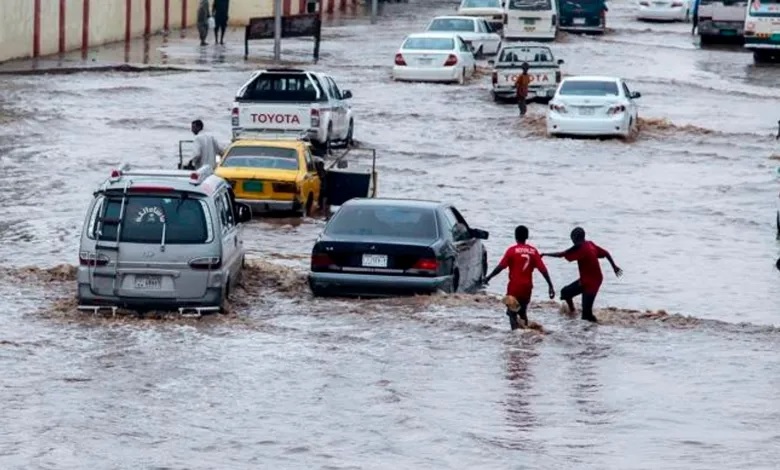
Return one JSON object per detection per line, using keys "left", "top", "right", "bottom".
{"left": 0, "top": 0, "right": 360, "bottom": 63}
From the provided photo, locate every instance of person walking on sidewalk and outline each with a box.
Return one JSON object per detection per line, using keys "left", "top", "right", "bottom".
{"left": 213, "top": 0, "right": 230, "bottom": 45}
{"left": 197, "top": 0, "right": 210, "bottom": 46}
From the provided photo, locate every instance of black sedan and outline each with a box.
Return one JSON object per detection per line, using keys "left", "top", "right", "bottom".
{"left": 308, "top": 198, "right": 489, "bottom": 297}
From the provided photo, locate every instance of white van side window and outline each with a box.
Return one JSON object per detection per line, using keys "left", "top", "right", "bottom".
{"left": 215, "top": 191, "right": 235, "bottom": 233}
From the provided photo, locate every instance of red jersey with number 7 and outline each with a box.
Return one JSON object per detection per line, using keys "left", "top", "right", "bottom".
{"left": 498, "top": 243, "right": 548, "bottom": 301}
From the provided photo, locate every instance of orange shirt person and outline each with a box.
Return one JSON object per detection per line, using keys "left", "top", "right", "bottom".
{"left": 514, "top": 62, "right": 532, "bottom": 116}
{"left": 484, "top": 225, "right": 555, "bottom": 330}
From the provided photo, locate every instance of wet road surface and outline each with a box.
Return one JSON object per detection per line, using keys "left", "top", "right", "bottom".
{"left": 1, "top": 0, "right": 780, "bottom": 468}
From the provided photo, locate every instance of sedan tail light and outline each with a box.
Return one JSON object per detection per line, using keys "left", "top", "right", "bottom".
{"left": 311, "top": 253, "right": 333, "bottom": 269}
{"left": 310, "top": 108, "right": 320, "bottom": 128}
{"left": 394, "top": 53, "right": 406, "bottom": 66}
{"left": 549, "top": 103, "right": 567, "bottom": 113}
{"left": 231, "top": 107, "right": 239, "bottom": 127}
{"left": 189, "top": 257, "right": 222, "bottom": 270}
{"left": 272, "top": 182, "right": 298, "bottom": 193}
{"left": 491, "top": 71, "right": 498, "bottom": 85}
{"left": 608, "top": 104, "right": 626, "bottom": 115}
{"left": 444, "top": 54, "right": 458, "bottom": 66}
{"left": 411, "top": 258, "right": 438, "bottom": 274}
{"left": 79, "top": 251, "right": 109, "bottom": 267}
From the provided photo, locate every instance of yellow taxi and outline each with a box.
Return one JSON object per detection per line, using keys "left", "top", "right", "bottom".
{"left": 215, "top": 138, "right": 322, "bottom": 216}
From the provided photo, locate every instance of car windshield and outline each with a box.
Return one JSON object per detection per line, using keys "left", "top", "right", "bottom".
{"left": 325, "top": 205, "right": 438, "bottom": 240}
{"left": 427, "top": 18, "right": 476, "bottom": 32}
{"left": 221, "top": 146, "right": 299, "bottom": 170}
{"left": 402, "top": 37, "right": 456, "bottom": 50}
{"left": 559, "top": 80, "right": 619, "bottom": 96}
{"left": 94, "top": 194, "right": 209, "bottom": 244}
{"left": 462, "top": 0, "right": 502, "bottom": 7}
{"left": 508, "top": 0, "right": 553, "bottom": 10}
{"left": 499, "top": 47, "right": 553, "bottom": 62}
{"left": 240, "top": 72, "right": 320, "bottom": 101}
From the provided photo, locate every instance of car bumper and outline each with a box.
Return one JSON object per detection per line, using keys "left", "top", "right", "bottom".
{"left": 637, "top": 6, "right": 686, "bottom": 20}
{"left": 744, "top": 37, "right": 780, "bottom": 49}
{"left": 76, "top": 282, "right": 223, "bottom": 312}
{"left": 237, "top": 198, "right": 299, "bottom": 213}
{"left": 559, "top": 24, "right": 605, "bottom": 32}
{"left": 492, "top": 86, "right": 557, "bottom": 100}
{"left": 308, "top": 272, "right": 452, "bottom": 297}
{"left": 698, "top": 21, "right": 743, "bottom": 36}
{"left": 547, "top": 112, "right": 631, "bottom": 136}
{"left": 392, "top": 66, "right": 461, "bottom": 83}
{"left": 504, "top": 30, "right": 556, "bottom": 40}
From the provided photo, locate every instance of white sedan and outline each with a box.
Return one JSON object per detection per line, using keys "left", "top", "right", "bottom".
{"left": 425, "top": 16, "right": 502, "bottom": 57}
{"left": 637, "top": 0, "right": 691, "bottom": 22}
{"left": 546, "top": 76, "right": 641, "bottom": 139}
{"left": 392, "top": 33, "right": 477, "bottom": 85}
{"left": 457, "top": 0, "right": 505, "bottom": 32}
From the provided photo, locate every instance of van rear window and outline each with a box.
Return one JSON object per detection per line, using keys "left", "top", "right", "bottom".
{"left": 93, "top": 195, "right": 210, "bottom": 244}
{"left": 508, "top": 0, "right": 552, "bottom": 9}
{"left": 239, "top": 73, "right": 322, "bottom": 102}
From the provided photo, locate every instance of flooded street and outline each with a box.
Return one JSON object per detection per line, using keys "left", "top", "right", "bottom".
{"left": 1, "top": 0, "right": 779, "bottom": 468}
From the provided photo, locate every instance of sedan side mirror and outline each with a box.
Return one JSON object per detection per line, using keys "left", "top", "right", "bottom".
{"left": 236, "top": 203, "right": 252, "bottom": 223}
{"left": 630, "top": 91, "right": 641, "bottom": 99}
{"left": 342, "top": 90, "right": 352, "bottom": 99}
{"left": 452, "top": 223, "right": 470, "bottom": 241}
{"left": 558, "top": 59, "right": 564, "bottom": 64}
{"left": 470, "top": 228, "right": 489, "bottom": 240}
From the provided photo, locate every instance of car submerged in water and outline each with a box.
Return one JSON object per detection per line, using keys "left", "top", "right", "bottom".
{"left": 307, "top": 198, "right": 489, "bottom": 297}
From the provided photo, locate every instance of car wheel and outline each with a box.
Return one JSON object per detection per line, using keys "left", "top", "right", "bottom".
{"left": 345, "top": 119, "right": 354, "bottom": 147}
{"left": 458, "top": 68, "right": 466, "bottom": 85}
{"left": 451, "top": 270, "right": 460, "bottom": 293}
{"left": 481, "top": 252, "right": 488, "bottom": 283}
{"left": 493, "top": 93, "right": 501, "bottom": 103}
{"left": 218, "top": 280, "right": 230, "bottom": 314}
{"left": 476, "top": 45, "right": 484, "bottom": 59}
{"left": 305, "top": 193, "right": 314, "bottom": 217}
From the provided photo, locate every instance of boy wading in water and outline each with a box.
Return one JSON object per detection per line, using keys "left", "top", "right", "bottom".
{"left": 543, "top": 227, "right": 622, "bottom": 323}
{"left": 484, "top": 225, "right": 555, "bottom": 330}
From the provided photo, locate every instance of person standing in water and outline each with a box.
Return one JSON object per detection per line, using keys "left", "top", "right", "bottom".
{"left": 514, "top": 62, "right": 532, "bottom": 117}
{"left": 542, "top": 227, "right": 622, "bottom": 323}
{"left": 188, "top": 120, "right": 224, "bottom": 170}
{"left": 213, "top": 0, "right": 230, "bottom": 45}
{"left": 197, "top": 0, "right": 210, "bottom": 46}
{"left": 484, "top": 225, "right": 555, "bottom": 330}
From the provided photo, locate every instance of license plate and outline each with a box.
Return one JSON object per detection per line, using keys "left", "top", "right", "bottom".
{"left": 525, "top": 26, "right": 535, "bottom": 31}
{"left": 524, "top": 18, "right": 535, "bottom": 24}
{"left": 134, "top": 275, "right": 161, "bottom": 290}
{"left": 721, "top": 29, "right": 736, "bottom": 35}
{"left": 418, "top": 58, "right": 433, "bottom": 64}
{"left": 573, "top": 18, "right": 586, "bottom": 25}
{"left": 362, "top": 254, "right": 388, "bottom": 268}
{"left": 243, "top": 181, "right": 263, "bottom": 192}
{"left": 579, "top": 107, "right": 595, "bottom": 115}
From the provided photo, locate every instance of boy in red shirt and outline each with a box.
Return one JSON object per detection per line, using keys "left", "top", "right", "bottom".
{"left": 484, "top": 225, "right": 555, "bottom": 330}
{"left": 543, "top": 227, "right": 622, "bottom": 323}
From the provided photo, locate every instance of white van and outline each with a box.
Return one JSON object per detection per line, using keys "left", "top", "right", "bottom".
{"left": 504, "top": 0, "right": 559, "bottom": 41}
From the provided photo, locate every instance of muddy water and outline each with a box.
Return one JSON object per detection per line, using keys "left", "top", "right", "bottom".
{"left": 1, "top": 0, "right": 780, "bottom": 467}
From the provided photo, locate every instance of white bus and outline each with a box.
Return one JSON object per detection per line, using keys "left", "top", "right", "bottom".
{"left": 695, "top": 0, "right": 748, "bottom": 44}
{"left": 503, "top": 0, "right": 559, "bottom": 41}
{"left": 743, "top": 0, "right": 780, "bottom": 62}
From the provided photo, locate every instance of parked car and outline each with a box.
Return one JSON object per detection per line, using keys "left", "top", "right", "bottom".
{"left": 546, "top": 75, "right": 641, "bottom": 139}
{"left": 456, "top": 0, "right": 506, "bottom": 32}
{"left": 308, "top": 198, "right": 489, "bottom": 297}
{"left": 637, "top": 0, "right": 691, "bottom": 22}
{"left": 76, "top": 165, "right": 252, "bottom": 315}
{"left": 392, "top": 32, "right": 478, "bottom": 85}
{"left": 425, "top": 15, "right": 502, "bottom": 56}
{"left": 231, "top": 68, "right": 354, "bottom": 154}
{"left": 489, "top": 45, "right": 564, "bottom": 103}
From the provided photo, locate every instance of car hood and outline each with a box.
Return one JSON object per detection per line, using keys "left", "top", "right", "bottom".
{"left": 215, "top": 167, "right": 300, "bottom": 181}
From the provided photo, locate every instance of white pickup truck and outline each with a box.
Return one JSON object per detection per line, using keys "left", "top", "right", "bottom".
{"left": 231, "top": 69, "right": 355, "bottom": 153}
{"left": 488, "top": 45, "right": 564, "bottom": 103}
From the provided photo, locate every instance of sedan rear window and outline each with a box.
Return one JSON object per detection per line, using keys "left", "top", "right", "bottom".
{"left": 499, "top": 47, "right": 552, "bottom": 62}
{"left": 402, "top": 37, "right": 456, "bottom": 50}
{"left": 222, "top": 146, "right": 299, "bottom": 170}
{"left": 462, "top": 0, "right": 502, "bottom": 7}
{"left": 559, "top": 80, "right": 619, "bottom": 96}
{"left": 325, "top": 206, "right": 438, "bottom": 240}
{"left": 93, "top": 195, "right": 210, "bottom": 244}
{"left": 428, "top": 18, "right": 475, "bottom": 32}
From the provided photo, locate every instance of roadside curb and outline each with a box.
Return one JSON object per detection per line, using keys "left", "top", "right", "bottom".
{"left": 0, "top": 63, "right": 210, "bottom": 76}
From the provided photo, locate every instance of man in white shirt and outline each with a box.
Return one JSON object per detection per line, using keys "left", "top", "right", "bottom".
{"left": 189, "top": 119, "right": 224, "bottom": 170}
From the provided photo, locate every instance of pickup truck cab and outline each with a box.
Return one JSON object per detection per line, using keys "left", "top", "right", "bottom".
{"left": 489, "top": 45, "right": 564, "bottom": 102}
{"left": 231, "top": 69, "right": 355, "bottom": 155}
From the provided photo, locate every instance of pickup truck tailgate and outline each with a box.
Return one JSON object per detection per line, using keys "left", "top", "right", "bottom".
{"left": 236, "top": 104, "right": 310, "bottom": 131}
{"left": 496, "top": 68, "right": 557, "bottom": 87}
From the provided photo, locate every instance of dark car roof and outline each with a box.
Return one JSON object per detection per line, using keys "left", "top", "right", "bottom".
{"left": 341, "top": 198, "right": 445, "bottom": 209}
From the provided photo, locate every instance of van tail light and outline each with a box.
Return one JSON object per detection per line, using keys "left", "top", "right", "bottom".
{"left": 311, "top": 253, "right": 333, "bottom": 270}
{"left": 550, "top": 103, "right": 567, "bottom": 113}
{"left": 310, "top": 108, "right": 320, "bottom": 128}
{"left": 411, "top": 258, "right": 438, "bottom": 274}
{"left": 231, "top": 107, "right": 239, "bottom": 127}
{"left": 444, "top": 54, "right": 458, "bottom": 66}
{"left": 491, "top": 71, "right": 497, "bottom": 85}
{"left": 555, "top": 70, "right": 561, "bottom": 82}
{"left": 394, "top": 53, "right": 406, "bottom": 66}
{"left": 189, "top": 257, "right": 222, "bottom": 270}
{"left": 80, "top": 251, "right": 109, "bottom": 267}
{"left": 272, "top": 182, "right": 298, "bottom": 193}
{"left": 608, "top": 105, "right": 626, "bottom": 115}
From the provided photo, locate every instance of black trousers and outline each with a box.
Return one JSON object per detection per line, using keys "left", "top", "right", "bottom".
{"left": 560, "top": 280, "right": 598, "bottom": 322}
{"left": 506, "top": 304, "right": 529, "bottom": 330}
{"left": 517, "top": 96, "right": 527, "bottom": 115}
